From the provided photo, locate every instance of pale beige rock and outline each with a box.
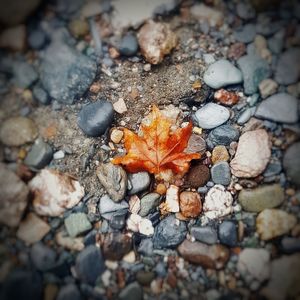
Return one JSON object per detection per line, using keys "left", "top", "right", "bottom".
{"left": 113, "top": 98, "right": 127, "bottom": 114}
{"left": 29, "top": 169, "right": 84, "bottom": 217}
{"left": 203, "top": 185, "right": 233, "bottom": 219}
{"left": 138, "top": 20, "right": 178, "bottom": 64}
{"left": 165, "top": 185, "right": 180, "bottom": 213}
{"left": 0, "top": 25, "right": 26, "bottom": 51}
{"left": 126, "top": 213, "right": 154, "bottom": 236}
{"left": 110, "top": 129, "right": 123, "bottom": 143}
{"left": 0, "top": 163, "right": 29, "bottom": 227}
{"left": 237, "top": 248, "right": 270, "bottom": 283}
{"left": 261, "top": 254, "right": 300, "bottom": 300}
{"left": 16, "top": 213, "right": 50, "bottom": 244}
{"left": 0, "top": 117, "right": 38, "bottom": 146}
{"left": 256, "top": 209, "right": 297, "bottom": 240}
{"left": 55, "top": 231, "right": 84, "bottom": 251}
{"left": 190, "top": 4, "right": 223, "bottom": 27}
{"left": 230, "top": 129, "right": 271, "bottom": 178}
{"left": 259, "top": 79, "right": 278, "bottom": 98}
{"left": 161, "top": 104, "right": 181, "bottom": 125}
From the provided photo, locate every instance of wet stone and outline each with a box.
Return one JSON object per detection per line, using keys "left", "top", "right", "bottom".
{"left": 237, "top": 54, "right": 271, "bottom": 95}
{"left": 238, "top": 184, "right": 284, "bottom": 212}
{"left": 96, "top": 162, "right": 127, "bottom": 202}
{"left": 207, "top": 125, "right": 239, "bottom": 148}
{"left": 119, "top": 33, "right": 139, "bottom": 56}
{"left": 190, "top": 226, "right": 218, "bottom": 245}
{"left": 77, "top": 100, "right": 114, "bottom": 137}
{"left": 203, "top": 59, "right": 243, "bottom": 89}
{"left": 153, "top": 215, "right": 187, "bottom": 249}
{"left": 211, "top": 161, "right": 231, "bottom": 186}
{"left": 102, "top": 232, "right": 132, "bottom": 260}
{"left": 218, "top": 221, "right": 237, "bottom": 247}
{"left": 128, "top": 172, "right": 151, "bottom": 195}
{"left": 139, "top": 193, "right": 160, "bottom": 217}
{"left": 75, "top": 245, "right": 105, "bottom": 285}
{"left": 64, "top": 213, "right": 92, "bottom": 238}
{"left": 24, "top": 138, "right": 53, "bottom": 169}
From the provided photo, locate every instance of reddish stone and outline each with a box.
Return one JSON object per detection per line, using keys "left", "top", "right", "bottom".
{"left": 179, "top": 191, "right": 202, "bottom": 218}
{"left": 214, "top": 89, "right": 240, "bottom": 106}
{"left": 228, "top": 42, "right": 246, "bottom": 60}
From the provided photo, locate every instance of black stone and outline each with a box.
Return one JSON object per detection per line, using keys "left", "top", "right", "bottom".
{"left": 77, "top": 100, "right": 114, "bottom": 136}
{"left": 119, "top": 34, "right": 139, "bottom": 56}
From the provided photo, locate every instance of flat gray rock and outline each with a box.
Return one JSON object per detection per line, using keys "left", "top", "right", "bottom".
{"left": 203, "top": 59, "right": 243, "bottom": 89}
{"left": 255, "top": 93, "right": 299, "bottom": 123}
{"left": 194, "top": 103, "right": 230, "bottom": 129}
{"left": 283, "top": 142, "right": 300, "bottom": 186}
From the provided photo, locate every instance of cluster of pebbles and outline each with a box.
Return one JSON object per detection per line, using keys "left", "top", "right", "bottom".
{"left": 0, "top": 0, "right": 300, "bottom": 300}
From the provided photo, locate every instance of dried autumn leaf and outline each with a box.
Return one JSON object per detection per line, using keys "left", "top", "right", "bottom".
{"left": 112, "top": 105, "right": 200, "bottom": 179}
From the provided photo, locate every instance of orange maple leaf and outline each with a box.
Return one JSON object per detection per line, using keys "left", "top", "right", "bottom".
{"left": 112, "top": 105, "right": 200, "bottom": 178}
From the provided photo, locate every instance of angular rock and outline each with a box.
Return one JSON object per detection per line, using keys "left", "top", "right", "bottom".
{"left": 179, "top": 191, "right": 202, "bottom": 218}
{"left": 275, "top": 48, "right": 300, "bottom": 85}
{"left": 139, "top": 193, "right": 160, "bottom": 217}
{"left": 256, "top": 209, "right": 297, "bottom": 240}
{"left": 16, "top": 213, "right": 50, "bottom": 244}
{"left": 207, "top": 125, "right": 240, "bottom": 148}
{"left": 165, "top": 185, "right": 179, "bottom": 213}
{"left": 230, "top": 129, "right": 271, "bottom": 178}
{"left": 75, "top": 245, "right": 105, "bottom": 285}
{"left": 255, "top": 93, "right": 299, "bottom": 124}
{"left": 137, "top": 20, "right": 177, "bottom": 64}
{"left": 238, "top": 184, "right": 284, "bottom": 212}
{"left": 185, "top": 164, "right": 210, "bottom": 188}
{"left": 33, "top": 84, "right": 51, "bottom": 105}
{"left": 178, "top": 240, "right": 229, "bottom": 269}
{"left": 237, "top": 248, "right": 270, "bottom": 282}
{"left": 211, "top": 162, "right": 231, "bottom": 186}
{"left": 29, "top": 169, "right": 84, "bottom": 217}
{"left": 261, "top": 254, "right": 300, "bottom": 300}
{"left": 99, "top": 194, "right": 128, "bottom": 220}
{"left": 214, "top": 89, "right": 240, "bottom": 106}
{"left": 203, "top": 60, "right": 243, "bottom": 89}
{"left": 203, "top": 185, "right": 233, "bottom": 219}
{"left": 186, "top": 134, "right": 206, "bottom": 154}
{"left": 190, "top": 226, "right": 218, "bottom": 245}
{"left": 258, "top": 78, "right": 278, "bottom": 99}
{"left": 55, "top": 231, "right": 84, "bottom": 251}
{"left": 283, "top": 142, "right": 300, "bottom": 186}
{"left": 127, "top": 213, "right": 154, "bottom": 236}
{"left": 237, "top": 54, "right": 271, "bottom": 95}
{"left": 0, "top": 163, "right": 29, "bottom": 227}
{"left": 194, "top": 103, "right": 230, "bottom": 129}
{"left": 102, "top": 232, "right": 132, "bottom": 260}
{"left": 77, "top": 100, "right": 114, "bottom": 136}
{"left": 128, "top": 172, "right": 151, "bottom": 195}
{"left": 24, "top": 138, "right": 53, "bottom": 169}
{"left": 0, "top": 117, "right": 38, "bottom": 147}
{"left": 64, "top": 213, "right": 92, "bottom": 237}
{"left": 153, "top": 215, "right": 187, "bottom": 249}
{"left": 96, "top": 162, "right": 127, "bottom": 202}
{"left": 40, "top": 41, "right": 97, "bottom": 104}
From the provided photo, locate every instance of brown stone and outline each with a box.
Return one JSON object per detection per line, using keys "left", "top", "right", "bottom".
{"left": 179, "top": 191, "right": 202, "bottom": 218}
{"left": 138, "top": 20, "right": 178, "bottom": 65}
{"left": 228, "top": 42, "right": 246, "bottom": 60}
{"left": 185, "top": 164, "right": 210, "bottom": 188}
{"left": 102, "top": 232, "right": 132, "bottom": 260}
{"left": 178, "top": 240, "right": 229, "bottom": 269}
{"left": 186, "top": 133, "right": 206, "bottom": 155}
{"left": 214, "top": 89, "right": 240, "bottom": 106}
{"left": 211, "top": 145, "right": 230, "bottom": 164}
